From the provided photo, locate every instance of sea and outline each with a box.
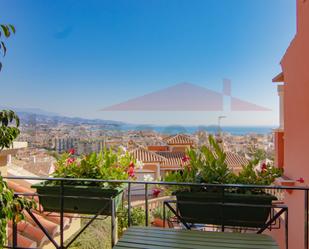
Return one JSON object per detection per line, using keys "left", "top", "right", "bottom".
{"left": 118, "top": 124, "right": 275, "bottom": 135}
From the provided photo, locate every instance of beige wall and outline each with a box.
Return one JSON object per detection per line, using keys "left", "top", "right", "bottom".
{"left": 142, "top": 163, "right": 160, "bottom": 179}
{"left": 0, "top": 142, "right": 28, "bottom": 176}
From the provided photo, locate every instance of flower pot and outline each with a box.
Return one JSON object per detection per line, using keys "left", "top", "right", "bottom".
{"left": 151, "top": 218, "right": 165, "bottom": 227}
{"left": 279, "top": 180, "right": 295, "bottom": 194}
{"left": 32, "top": 182, "right": 124, "bottom": 215}
{"left": 175, "top": 191, "right": 277, "bottom": 228}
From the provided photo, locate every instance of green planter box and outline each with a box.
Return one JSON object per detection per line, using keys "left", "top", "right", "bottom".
{"left": 175, "top": 191, "right": 277, "bottom": 228}
{"left": 32, "top": 182, "right": 124, "bottom": 215}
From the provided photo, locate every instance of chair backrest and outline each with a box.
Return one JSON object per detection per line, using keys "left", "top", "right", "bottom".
{"left": 176, "top": 191, "right": 276, "bottom": 228}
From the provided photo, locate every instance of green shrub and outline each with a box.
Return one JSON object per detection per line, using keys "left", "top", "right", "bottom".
{"left": 165, "top": 135, "right": 282, "bottom": 194}
{"left": 117, "top": 205, "right": 148, "bottom": 236}
{"left": 51, "top": 149, "right": 135, "bottom": 188}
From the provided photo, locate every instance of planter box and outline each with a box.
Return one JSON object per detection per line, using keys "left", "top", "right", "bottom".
{"left": 32, "top": 182, "right": 124, "bottom": 215}
{"left": 175, "top": 191, "right": 277, "bottom": 228}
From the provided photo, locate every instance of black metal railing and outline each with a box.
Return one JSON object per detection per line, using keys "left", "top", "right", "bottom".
{"left": 2, "top": 176, "right": 309, "bottom": 249}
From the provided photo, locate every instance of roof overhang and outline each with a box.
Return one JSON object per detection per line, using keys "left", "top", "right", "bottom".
{"left": 272, "top": 72, "right": 285, "bottom": 83}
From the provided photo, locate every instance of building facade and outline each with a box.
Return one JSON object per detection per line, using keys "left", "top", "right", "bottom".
{"left": 272, "top": 1, "right": 309, "bottom": 248}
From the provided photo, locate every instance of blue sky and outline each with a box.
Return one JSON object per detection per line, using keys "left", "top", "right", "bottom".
{"left": 0, "top": 0, "right": 296, "bottom": 126}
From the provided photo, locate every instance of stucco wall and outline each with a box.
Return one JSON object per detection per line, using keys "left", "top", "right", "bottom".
{"left": 271, "top": 0, "right": 309, "bottom": 248}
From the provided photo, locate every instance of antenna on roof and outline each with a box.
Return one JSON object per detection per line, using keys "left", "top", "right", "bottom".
{"left": 217, "top": 116, "right": 227, "bottom": 143}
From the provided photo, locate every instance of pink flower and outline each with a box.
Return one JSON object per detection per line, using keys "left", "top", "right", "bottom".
{"left": 68, "top": 148, "right": 75, "bottom": 155}
{"left": 66, "top": 158, "right": 75, "bottom": 164}
{"left": 182, "top": 155, "right": 190, "bottom": 163}
{"left": 152, "top": 188, "right": 161, "bottom": 198}
{"left": 128, "top": 166, "right": 135, "bottom": 177}
{"left": 297, "top": 177, "right": 305, "bottom": 183}
{"left": 261, "top": 163, "right": 267, "bottom": 173}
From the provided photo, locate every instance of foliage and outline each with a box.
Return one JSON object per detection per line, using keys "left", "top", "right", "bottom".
{"left": 70, "top": 218, "right": 112, "bottom": 249}
{"left": 247, "top": 147, "right": 267, "bottom": 165}
{"left": 117, "top": 205, "right": 147, "bottom": 236}
{"left": 0, "top": 24, "right": 15, "bottom": 72}
{"left": 164, "top": 135, "right": 282, "bottom": 194}
{"left": 51, "top": 148, "right": 135, "bottom": 187}
{"left": 165, "top": 135, "right": 236, "bottom": 192}
{"left": 237, "top": 161, "right": 282, "bottom": 186}
{"left": 0, "top": 110, "right": 20, "bottom": 150}
{"left": 0, "top": 175, "right": 36, "bottom": 246}
{"left": 0, "top": 24, "right": 36, "bottom": 247}
{"left": 71, "top": 206, "right": 155, "bottom": 248}
{"left": 0, "top": 109, "right": 36, "bottom": 247}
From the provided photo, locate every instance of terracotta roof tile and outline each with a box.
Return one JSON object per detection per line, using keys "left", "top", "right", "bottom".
{"left": 130, "top": 147, "right": 166, "bottom": 163}
{"left": 23, "top": 211, "right": 59, "bottom": 237}
{"left": 156, "top": 150, "right": 248, "bottom": 170}
{"left": 165, "top": 134, "right": 194, "bottom": 145}
{"left": 156, "top": 151, "right": 188, "bottom": 168}
{"left": 147, "top": 146, "right": 169, "bottom": 152}
{"left": 7, "top": 227, "right": 37, "bottom": 248}
{"left": 8, "top": 220, "right": 48, "bottom": 247}
{"left": 7, "top": 180, "right": 73, "bottom": 248}
{"left": 35, "top": 211, "right": 71, "bottom": 229}
{"left": 224, "top": 151, "right": 249, "bottom": 169}
{"left": 8, "top": 181, "right": 39, "bottom": 202}
{"left": 198, "top": 146, "right": 249, "bottom": 170}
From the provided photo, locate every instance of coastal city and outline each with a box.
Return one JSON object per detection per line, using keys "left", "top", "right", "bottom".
{"left": 10, "top": 113, "right": 274, "bottom": 179}
{"left": 1, "top": 0, "right": 309, "bottom": 249}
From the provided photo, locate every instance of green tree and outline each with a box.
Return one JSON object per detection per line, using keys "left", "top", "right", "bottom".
{"left": 0, "top": 109, "right": 30, "bottom": 247}
{"left": 0, "top": 110, "right": 20, "bottom": 150}
{"left": 0, "top": 24, "right": 35, "bottom": 247}
{"left": 0, "top": 24, "right": 19, "bottom": 149}
{"left": 0, "top": 24, "right": 15, "bottom": 72}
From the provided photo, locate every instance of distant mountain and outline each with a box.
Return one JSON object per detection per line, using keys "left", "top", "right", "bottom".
{"left": 0, "top": 106, "right": 59, "bottom": 116}
{"left": 0, "top": 106, "right": 125, "bottom": 127}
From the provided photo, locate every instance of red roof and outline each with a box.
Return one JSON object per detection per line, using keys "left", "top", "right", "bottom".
{"left": 224, "top": 151, "right": 249, "bottom": 169}
{"left": 7, "top": 227, "right": 37, "bottom": 248}
{"left": 156, "top": 150, "right": 248, "bottom": 170}
{"left": 7, "top": 180, "right": 72, "bottom": 248}
{"left": 147, "top": 145, "right": 169, "bottom": 152}
{"left": 165, "top": 134, "right": 194, "bottom": 145}
{"left": 156, "top": 151, "right": 189, "bottom": 168}
{"left": 130, "top": 147, "right": 166, "bottom": 163}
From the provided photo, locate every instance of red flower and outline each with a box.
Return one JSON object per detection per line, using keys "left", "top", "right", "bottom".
{"left": 261, "top": 163, "right": 267, "bottom": 173}
{"left": 66, "top": 158, "right": 75, "bottom": 164}
{"left": 152, "top": 188, "right": 161, "bottom": 198}
{"left": 297, "top": 177, "right": 305, "bottom": 183}
{"left": 129, "top": 161, "right": 135, "bottom": 168}
{"left": 68, "top": 148, "right": 75, "bottom": 155}
{"left": 128, "top": 166, "right": 135, "bottom": 177}
{"left": 182, "top": 155, "right": 190, "bottom": 163}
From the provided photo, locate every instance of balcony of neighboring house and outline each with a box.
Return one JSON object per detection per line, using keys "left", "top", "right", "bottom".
{"left": 0, "top": 142, "right": 28, "bottom": 176}
{"left": 272, "top": 73, "right": 284, "bottom": 163}
{"left": 272, "top": 73, "right": 297, "bottom": 192}
{"left": 2, "top": 176, "right": 309, "bottom": 249}
{"left": 0, "top": 143, "right": 81, "bottom": 249}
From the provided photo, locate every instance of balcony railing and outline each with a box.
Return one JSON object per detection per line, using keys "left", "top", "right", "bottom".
{"left": 2, "top": 176, "right": 309, "bottom": 249}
